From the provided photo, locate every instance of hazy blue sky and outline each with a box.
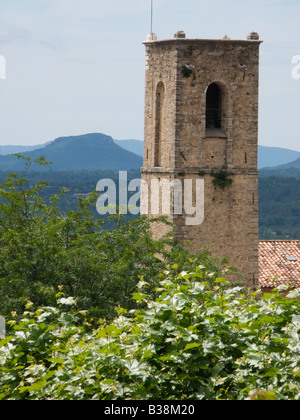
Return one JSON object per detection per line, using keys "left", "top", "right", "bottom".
{"left": 0, "top": 0, "right": 299, "bottom": 151}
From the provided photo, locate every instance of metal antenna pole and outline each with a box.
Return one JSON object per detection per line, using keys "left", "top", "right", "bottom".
{"left": 151, "top": 0, "right": 153, "bottom": 33}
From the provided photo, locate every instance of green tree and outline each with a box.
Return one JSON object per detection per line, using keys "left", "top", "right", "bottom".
{"left": 0, "top": 157, "right": 228, "bottom": 321}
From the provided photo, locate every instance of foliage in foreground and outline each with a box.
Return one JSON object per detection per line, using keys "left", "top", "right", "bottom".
{"left": 1, "top": 273, "right": 300, "bottom": 400}
{"left": 0, "top": 157, "right": 228, "bottom": 321}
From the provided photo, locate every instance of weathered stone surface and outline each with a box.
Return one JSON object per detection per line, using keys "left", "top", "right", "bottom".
{"left": 141, "top": 33, "right": 262, "bottom": 287}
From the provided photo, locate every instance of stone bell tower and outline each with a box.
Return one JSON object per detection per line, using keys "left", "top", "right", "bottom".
{"left": 141, "top": 31, "right": 262, "bottom": 287}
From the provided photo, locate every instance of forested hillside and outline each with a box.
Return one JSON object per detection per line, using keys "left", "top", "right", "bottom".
{"left": 259, "top": 177, "right": 300, "bottom": 239}
{"left": 0, "top": 169, "right": 298, "bottom": 240}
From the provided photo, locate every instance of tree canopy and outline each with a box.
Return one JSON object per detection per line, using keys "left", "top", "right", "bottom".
{"left": 1, "top": 157, "right": 300, "bottom": 400}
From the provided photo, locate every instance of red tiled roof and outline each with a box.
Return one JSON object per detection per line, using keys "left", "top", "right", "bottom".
{"left": 259, "top": 241, "right": 300, "bottom": 288}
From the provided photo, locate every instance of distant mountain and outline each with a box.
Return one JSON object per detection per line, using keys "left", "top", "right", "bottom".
{"left": 114, "top": 142, "right": 300, "bottom": 169}
{"left": 274, "top": 157, "right": 300, "bottom": 170}
{"left": 0, "top": 133, "right": 143, "bottom": 171}
{"left": 259, "top": 156, "right": 300, "bottom": 180}
{"left": 114, "top": 139, "right": 144, "bottom": 157}
{"left": 258, "top": 145, "right": 300, "bottom": 169}
{"left": 259, "top": 167, "right": 300, "bottom": 180}
{"left": 0, "top": 141, "right": 53, "bottom": 156}
{"left": 2, "top": 135, "right": 299, "bottom": 172}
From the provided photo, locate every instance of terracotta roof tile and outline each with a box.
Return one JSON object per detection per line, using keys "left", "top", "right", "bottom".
{"left": 258, "top": 240, "right": 300, "bottom": 288}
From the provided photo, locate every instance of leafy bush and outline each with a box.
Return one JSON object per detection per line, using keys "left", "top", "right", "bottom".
{"left": 0, "top": 157, "right": 228, "bottom": 322}
{"left": 2, "top": 157, "right": 299, "bottom": 400}
{"left": 1, "top": 273, "right": 300, "bottom": 400}
{"left": 0, "top": 160, "right": 160, "bottom": 320}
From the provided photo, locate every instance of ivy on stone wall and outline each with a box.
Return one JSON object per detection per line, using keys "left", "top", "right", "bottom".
{"left": 181, "top": 65, "right": 193, "bottom": 78}
{"left": 211, "top": 170, "right": 233, "bottom": 190}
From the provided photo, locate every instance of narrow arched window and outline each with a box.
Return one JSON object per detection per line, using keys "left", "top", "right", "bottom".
{"left": 206, "top": 83, "right": 221, "bottom": 129}
{"left": 154, "top": 82, "right": 164, "bottom": 167}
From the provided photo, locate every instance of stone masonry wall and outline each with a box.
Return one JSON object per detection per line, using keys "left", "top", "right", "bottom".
{"left": 142, "top": 34, "right": 262, "bottom": 287}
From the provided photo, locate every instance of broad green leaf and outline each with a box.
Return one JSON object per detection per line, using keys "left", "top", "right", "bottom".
{"left": 183, "top": 343, "right": 201, "bottom": 352}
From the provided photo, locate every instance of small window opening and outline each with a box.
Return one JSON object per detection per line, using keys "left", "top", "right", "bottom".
{"left": 206, "top": 83, "right": 221, "bottom": 129}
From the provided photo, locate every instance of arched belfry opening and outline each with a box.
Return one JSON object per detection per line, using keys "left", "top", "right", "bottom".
{"left": 206, "top": 83, "right": 222, "bottom": 129}
{"left": 154, "top": 81, "right": 164, "bottom": 167}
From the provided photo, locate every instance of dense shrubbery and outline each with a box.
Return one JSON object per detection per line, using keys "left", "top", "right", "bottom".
{"left": 1, "top": 157, "right": 300, "bottom": 400}
{"left": 1, "top": 275, "right": 300, "bottom": 400}
{"left": 0, "top": 157, "right": 227, "bottom": 322}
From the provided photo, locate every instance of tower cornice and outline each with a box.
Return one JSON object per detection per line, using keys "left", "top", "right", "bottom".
{"left": 143, "top": 38, "right": 263, "bottom": 46}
